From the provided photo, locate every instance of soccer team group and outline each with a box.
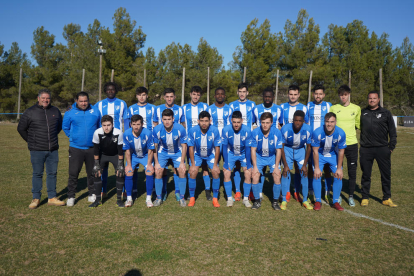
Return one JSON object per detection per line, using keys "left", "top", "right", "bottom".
{"left": 18, "top": 81, "right": 398, "bottom": 211}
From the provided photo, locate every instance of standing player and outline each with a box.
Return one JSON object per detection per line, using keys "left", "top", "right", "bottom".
{"left": 306, "top": 84, "right": 332, "bottom": 202}
{"left": 208, "top": 87, "right": 232, "bottom": 137}
{"left": 187, "top": 111, "right": 221, "bottom": 207}
{"left": 123, "top": 115, "right": 155, "bottom": 208}
{"left": 280, "top": 110, "right": 313, "bottom": 210}
{"left": 280, "top": 85, "right": 309, "bottom": 202}
{"left": 89, "top": 115, "right": 125, "bottom": 208}
{"left": 96, "top": 82, "right": 128, "bottom": 198}
{"left": 222, "top": 111, "right": 253, "bottom": 207}
{"left": 152, "top": 109, "right": 187, "bottom": 207}
{"left": 312, "top": 113, "right": 347, "bottom": 211}
{"left": 252, "top": 87, "right": 282, "bottom": 201}
{"left": 251, "top": 113, "right": 283, "bottom": 210}
{"left": 330, "top": 85, "right": 360, "bottom": 207}
{"left": 229, "top": 83, "right": 256, "bottom": 200}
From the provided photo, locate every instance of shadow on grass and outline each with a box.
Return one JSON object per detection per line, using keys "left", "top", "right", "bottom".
{"left": 124, "top": 269, "right": 142, "bottom": 276}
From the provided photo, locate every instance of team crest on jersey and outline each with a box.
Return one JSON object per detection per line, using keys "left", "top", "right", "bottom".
{"left": 89, "top": 109, "right": 94, "bottom": 114}
{"left": 333, "top": 139, "right": 338, "bottom": 143}
{"left": 269, "top": 140, "right": 274, "bottom": 145}
{"left": 376, "top": 114, "right": 382, "bottom": 119}
{"left": 247, "top": 107, "right": 251, "bottom": 111}
{"left": 173, "top": 135, "right": 179, "bottom": 140}
{"left": 224, "top": 112, "right": 228, "bottom": 116}
{"left": 147, "top": 110, "right": 151, "bottom": 114}
{"left": 301, "top": 135, "right": 307, "bottom": 140}
{"left": 241, "top": 136, "right": 246, "bottom": 141}
{"left": 208, "top": 136, "right": 213, "bottom": 141}
{"left": 272, "top": 112, "right": 276, "bottom": 117}
{"left": 351, "top": 112, "right": 355, "bottom": 116}
{"left": 113, "top": 137, "right": 118, "bottom": 143}
{"left": 116, "top": 106, "right": 120, "bottom": 111}
{"left": 322, "top": 106, "right": 327, "bottom": 111}
{"left": 174, "top": 111, "right": 178, "bottom": 115}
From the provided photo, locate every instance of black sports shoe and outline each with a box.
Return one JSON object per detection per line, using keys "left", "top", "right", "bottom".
{"left": 272, "top": 200, "right": 281, "bottom": 210}
{"left": 205, "top": 190, "right": 213, "bottom": 201}
{"left": 116, "top": 200, "right": 125, "bottom": 208}
{"left": 251, "top": 200, "right": 261, "bottom": 210}
{"left": 88, "top": 200, "right": 102, "bottom": 208}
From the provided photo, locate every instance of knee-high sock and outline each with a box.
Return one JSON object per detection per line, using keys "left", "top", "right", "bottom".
{"left": 101, "top": 167, "right": 108, "bottom": 193}
{"left": 313, "top": 177, "right": 322, "bottom": 203}
{"left": 259, "top": 175, "right": 265, "bottom": 196}
{"left": 116, "top": 176, "right": 124, "bottom": 201}
{"left": 162, "top": 175, "right": 168, "bottom": 194}
{"left": 294, "top": 173, "right": 301, "bottom": 194}
{"left": 332, "top": 177, "right": 343, "bottom": 204}
{"left": 252, "top": 183, "right": 260, "bottom": 200}
{"left": 125, "top": 175, "right": 133, "bottom": 197}
{"left": 179, "top": 177, "right": 186, "bottom": 199}
{"left": 233, "top": 170, "right": 241, "bottom": 193}
{"left": 203, "top": 175, "right": 211, "bottom": 190}
{"left": 301, "top": 174, "right": 309, "bottom": 201}
{"left": 155, "top": 178, "right": 163, "bottom": 199}
{"left": 243, "top": 182, "right": 252, "bottom": 198}
{"left": 224, "top": 181, "right": 232, "bottom": 199}
{"left": 188, "top": 178, "right": 196, "bottom": 198}
{"left": 281, "top": 173, "right": 290, "bottom": 201}
{"left": 273, "top": 184, "right": 281, "bottom": 200}
{"left": 133, "top": 171, "right": 138, "bottom": 194}
{"left": 212, "top": 178, "right": 220, "bottom": 198}
{"left": 94, "top": 177, "right": 102, "bottom": 201}
{"left": 325, "top": 176, "right": 332, "bottom": 193}
{"left": 146, "top": 175, "right": 154, "bottom": 196}
{"left": 174, "top": 174, "right": 180, "bottom": 194}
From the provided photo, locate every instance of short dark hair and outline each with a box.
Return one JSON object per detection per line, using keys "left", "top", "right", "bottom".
{"left": 215, "top": 87, "right": 225, "bottom": 94}
{"left": 368, "top": 91, "right": 380, "bottom": 98}
{"left": 232, "top": 111, "right": 243, "bottom": 119}
{"left": 104, "top": 82, "right": 118, "bottom": 93}
{"left": 76, "top": 91, "right": 89, "bottom": 100}
{"left": 288, "top": 85, "right": 300, "bottom": 92}
{"left": 136, "top": 87, "right": 148, "bottom": 95}
{"left": 162, "top": 108, "right": 174, "bottom": 118}
{"left": 263, "top": 87, "right": 274, "bottom": 96}
{"left": 101, "top": 115, "right": 113, "bottom": 124}
{"left": 131, "top": 114, "right": 143, "bottom": 124}
{"left": 260, "top": 112, "right": 273, "bottom": 122}
{"left": 38, "top": 88, "right": 51, "bottom": 98}
{"left": 293, "top": 110, "right": 305, "bottom": 119}
{"left": 191, "top": 86, "right": 202, "bottom": 94}
{"left": 238, "top": 83, "right": 248, "bottom": 90}
{"left": 163, "top": 88, "right": 175, "bottom": 95}
{"left": 338, "top": 85, "right": 351, "bottom": 94}
{"left": 313, "top": 84, "right": 325, "bottom": 92}
{"left": 199, "top": 111, "right": 210, "bottom": 120}
{"left": 325, "top": 112, "right": 336, "bottom": 121}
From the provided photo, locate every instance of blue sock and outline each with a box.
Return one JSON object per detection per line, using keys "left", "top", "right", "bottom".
{"left": 133, "top": 171, "right": 138, "bottom": 194}
{"left": 259, "top": 175, "right": 265, "bottom": 196}
{"left": 155, "top": 178, "right": 163, "bottom": 199}
{"left": 146, "top": 174, "right": 154, "bottom": 196}
{"left": 332, "top": 177, "right": 343, "bottom": 204}
{"left": 233, "top": 170, "right": 241, "bottom": 193}
{"left": 301, "top": 174, "right": 309, "bottom": 201}
{"left": 189, "top": 178, "right": 196, "bottom": 198}
{"left": 325, "top": 177, "right": 332, "bottom": 193}
{"left": 281, "top": 174, "right": 290, "bottom": 201}
{"left": 313, "top": 177, "right": 322, "bottom": 203}
{"left": 101, "top": 167, "right": 108, "bottom": 193}
{"left": 252, "top": 183, "right": 260, "bottom": 200}
{"left": 125, "top": 175, "right": 133, "bottom": 196}
{"left": 294, "top": 173, "right": 301, "bottom": 194}
{"left": 273, "top": 183, "right": 281, "bottom": 200}
{"left": 203, "top": 175, "right": 211, "bottom": 190}
{"left": 212, "top": 178, "right": 220, "bottom": 198}
{"left": 243, "top": 182, "right": 252, "bottom": 198}
{"left": 224, "top": 181, "right": 232, "bottom": 198}
{"left": 179, "top": 177, "right": 187, "bottom": 199}
{"left": 174, "top": 174, "right": 180, "bottom": 194}
{"left": 162, "top": 175, "right": 168, "bottom": 194}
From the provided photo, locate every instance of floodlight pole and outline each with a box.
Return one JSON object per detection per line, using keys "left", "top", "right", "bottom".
{"left": 97, "top": 40, "right": 106, "bottom": 101}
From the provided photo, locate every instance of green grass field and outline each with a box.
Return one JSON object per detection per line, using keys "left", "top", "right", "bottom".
{"left": 1, "top": 123, "right": 413, "bottom": 275}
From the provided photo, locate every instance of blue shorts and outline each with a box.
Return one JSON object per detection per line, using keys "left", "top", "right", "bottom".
{"left": 126, "top": 156, "right": 153, "bottom": 171}
{"left": 158, "top": 151, "right": 183, "bottom": 169}
{"left": 256, "top": 155, "right": 280, "bottom": 174}
{"left": 225, "top": 151, "right": 247, "bottom": 170}
{"left": 313, "top": 154, "right": 340, "bottom": 173}
{"left": 283, "top": 147, "right": 306, "bottom": 170}
{"left": 189, "top": 152, "right": 216, "bottom": 169}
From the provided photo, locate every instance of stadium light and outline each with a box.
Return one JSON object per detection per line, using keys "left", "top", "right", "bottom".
{"left": 97, "top": 38, "right": 106, "bottom": 101}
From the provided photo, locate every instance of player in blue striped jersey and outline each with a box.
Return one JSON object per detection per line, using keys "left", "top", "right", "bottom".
{"left": 123, "top": 115, "right": 155, "bottom": 208}
{"left": 250, "top": 112, "right": 283, "bottom": 210}
{"left": 306, "top": 84, "right": 333, "bottom": 202}
{"left": 152, "top": 109, "right": 188, "bottom": 207}
{"left": 187, "top": 111, "right": 221, "bottom": 207}
{"left": 208, "top": 87, "right": 232, "bottom": 137}
{"left": 222, "top": 111, "right": 253, "bottom": 207}
{"left": 280, "top": 110, "right": 313, "bottom": 210}
{"left": 312, "top": 112, "right": 347, "bottom": 211}
{"left": 126, "top": 87, "right": 156, "bottom": 132}
{"left": 95, "top": 82, "right": 128, "bottom": 197}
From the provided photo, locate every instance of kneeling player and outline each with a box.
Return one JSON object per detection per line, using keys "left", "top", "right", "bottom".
{"left": 312, "top": 112, "right": 347, "bottom": 211}
{"left": 280, "top": 110, "right": 312, "bottom": 210}
{"left": 153, "top": 109, "right": 187, "bottom": 207}
{"left": 251, "top": 113, "right": 283, "bottom": 210}
{"left": 222, "top": 111, "right": 252, "bottom": 207}
{"left": 123, "top": 114, "right": 155, "bottom": 207}
{"left": 90, "top": 115, "right": 125, "bottom": 208}
{"left": 187, "top": 111, "right": 221, "bottom": 207}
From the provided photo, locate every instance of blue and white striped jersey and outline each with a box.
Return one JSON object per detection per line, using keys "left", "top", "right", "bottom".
{"left": 281, "top": 123, "right": 312, "bottom": 149}
{"left": 307, "top": 101, "right": 332, "bottom": 131}
{"left": 96, "top": 98, "right": 128, "bottom": 130}
{"left": 182, "top": 102, "right": 208, "bottom": 132}
{"left": 280, "top": 102, "right": 309, "bottom": 125}
{"left": 187, "top": 125, "right": 221, "bottom": 157}
{"left": 311, "top": 126, "right": 347, "bottom": 157}
{"left": 152, "top": 123, "right": 187, "bottom": 154}
{"left": 127, "top": 103, "right": 156, "bottom": 131}
{"left": 222, "top": 124, "right": 252, "bottom": 156}
{"left": 253, "top": 103, "right": 283, "bottom": 128}
{"left": 154, "top": 104, "right": 185, "bottom": 124}
{"left": 122, "top": 128, "right": 154, "bottom": 158}
{"left": 229, "top": 100, "right": 256, "bottom": 130}
{"left": 208, "top": 104, "right": 232, "bottom": 136}
{"left": 251, "top": 127, "right": 283, "bottom": 157}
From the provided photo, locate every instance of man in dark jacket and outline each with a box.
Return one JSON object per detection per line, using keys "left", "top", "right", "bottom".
{"left": 360, "top": 91, "right": 397, "bottom": 207}
{"left": 17, "top": 88, "right": 65, "bottom": 209}
{"left": 62, "top": 92, "right": 101, "bottom": 206}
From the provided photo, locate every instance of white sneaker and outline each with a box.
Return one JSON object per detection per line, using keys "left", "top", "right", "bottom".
{"left": 227, "top": 199, "right": 233, "bottom": 207}
{"left": 146, "top": 200, "right": 153, "bottom": 208}
{"left": 242, "top": 199, "right": 252, "bottom": 208}
{"left": 67, "top": 198, "right": 75, "bottom": 207}
{"left": 125, "top": 200, "right": 133, "bottom": 207}
{"left": 88, "top": 194, "right": 96, "bottom": 203}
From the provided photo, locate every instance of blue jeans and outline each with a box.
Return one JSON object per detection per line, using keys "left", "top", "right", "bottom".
{"left": 30, "top": 150, "right": 59, "bottom": 199}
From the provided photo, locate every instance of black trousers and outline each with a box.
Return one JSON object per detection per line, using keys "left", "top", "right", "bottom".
{"left": 93, "top": 154, "right": 124, "bottom": 201}
{"left": 360, "top": 146, "right": 392, "bottom": 200}
{"left": 67, "top": 147, "right": 95, "bottom": 198}
{"left": 345, "top": 143, "right": 358, "bottom": 196}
